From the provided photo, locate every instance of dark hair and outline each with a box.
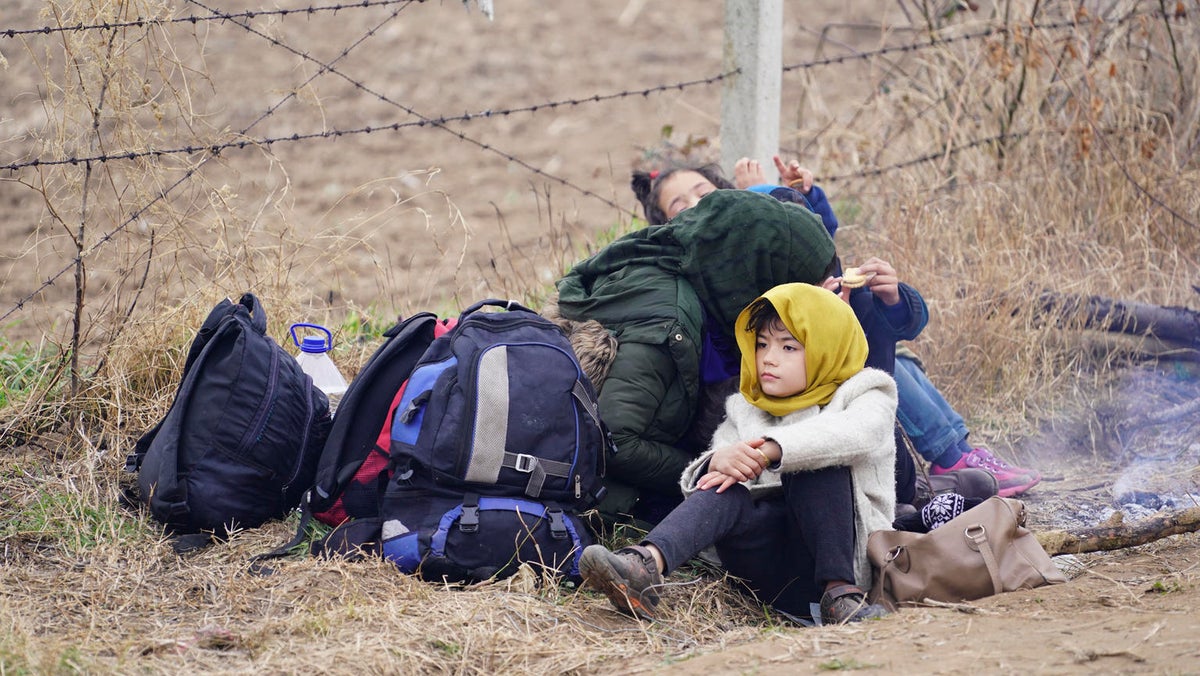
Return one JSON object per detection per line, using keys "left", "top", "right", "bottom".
{"left": 631, "top": 163, "right": 734, "bottom": 225}
{"left": 743, "top": 297, "right": 785, "bottom": 336}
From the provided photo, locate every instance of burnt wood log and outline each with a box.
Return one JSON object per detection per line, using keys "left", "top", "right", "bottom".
{"left": 1036, "top": 506, "right": 1200, "bottom": 556}
{"left": 1033, "top": 292, "right": 1200, "bottom": 348}
{"left": 1129, "top": 396, "right": 1200, "bottom": 426}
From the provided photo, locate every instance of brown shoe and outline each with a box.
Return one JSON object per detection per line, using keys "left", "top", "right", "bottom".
{"left": 820, "top": 584, "right": 890, "bottom": 625}
{"left": 579, "top": 544, "right": 663, "bottom": 621}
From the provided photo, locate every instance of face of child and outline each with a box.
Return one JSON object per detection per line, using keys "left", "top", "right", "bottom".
{"left": 755, "top": 319, "right": 808, "bottom": 399}
{"left": 657, "top": 170, "right": 718, "bottom": 221}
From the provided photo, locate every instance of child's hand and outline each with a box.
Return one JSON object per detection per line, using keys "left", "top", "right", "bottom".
{"left": 708, "top": 439, "right": 771, "bottom": 485}
{"left": 696, "top": 469, "right": 741, "bottom": 493}
{"left": 732, "top": 157, "right": 769, "bottom": 189}
{"left": 821, "top": 276, "right": 852, "bottom": 304}
{"left": 850, "top": 257, "right": 901, "bottom": 306}
{"left": 773, "top": 155, "right": 814, "bottom": 193}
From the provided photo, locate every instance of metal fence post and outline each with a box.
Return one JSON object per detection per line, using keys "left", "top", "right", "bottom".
{"left": 720, "top": 0, "right": 783, "bottom": 184}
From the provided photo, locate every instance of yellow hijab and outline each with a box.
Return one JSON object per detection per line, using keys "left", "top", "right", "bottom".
{"left": 734, "top": 283, "right": 869, "bottom": 416}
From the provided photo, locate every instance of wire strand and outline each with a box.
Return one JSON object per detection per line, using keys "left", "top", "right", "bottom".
{"left": 0, "top": 0, "right": 421, "bottom": 39}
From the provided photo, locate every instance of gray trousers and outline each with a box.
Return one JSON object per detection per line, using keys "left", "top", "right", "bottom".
{"left": 644, "top": 465, "right": 857, "bottom": 616}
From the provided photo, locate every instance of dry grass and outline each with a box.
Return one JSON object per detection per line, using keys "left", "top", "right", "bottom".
{"left": 0, "top": 449, "right": 784, "bottom": 673}
{"left": 821, "top": 2, "right": 1200, "bottom": 460}
{"left": 2, "top": 0, "right": 1199, "bottom": 672}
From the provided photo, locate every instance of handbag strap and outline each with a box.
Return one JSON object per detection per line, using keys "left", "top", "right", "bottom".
{"left": 966, "top": 524, "right": 1003, "bottom": 595}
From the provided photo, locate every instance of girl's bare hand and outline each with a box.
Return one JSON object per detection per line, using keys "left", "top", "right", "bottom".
{"left": 773, "top": 155, "right": 813, "bottom": 193}
{"left": 709, "top": 439, "right": 769, "bottom": 483}
{"left": 697, "top": 470, "right": 740, "bottom": 493}
{"left": 733, "top": 157, "right": 769, "bottom": 189}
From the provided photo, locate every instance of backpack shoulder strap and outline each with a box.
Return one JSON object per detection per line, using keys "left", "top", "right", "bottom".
{"left": 306, "top": 312, "right": 441, "bottom": 511}
{"left": 460, "top": 298, "right": 536, "bottom": 318}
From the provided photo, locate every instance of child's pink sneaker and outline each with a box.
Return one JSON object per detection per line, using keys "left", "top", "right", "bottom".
{"left": 931, "top": 447, "right": 1041, "bottom": 497}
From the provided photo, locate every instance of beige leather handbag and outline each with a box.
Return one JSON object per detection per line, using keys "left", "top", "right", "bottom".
{"left": 868, "top": 496, "right": 1068, "bottom": 610}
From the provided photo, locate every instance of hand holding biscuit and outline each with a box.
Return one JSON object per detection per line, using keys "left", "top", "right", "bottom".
{"left": 854, "top": 258, "right": 902, "bottom": 304}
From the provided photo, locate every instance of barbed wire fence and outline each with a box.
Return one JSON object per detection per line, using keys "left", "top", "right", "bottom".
{"left": 0, "top": 1, "right": 1193, "bottom": 388}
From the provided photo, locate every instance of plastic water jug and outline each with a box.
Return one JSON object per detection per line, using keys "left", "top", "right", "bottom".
{"left": 290, "top": 323, "right": 348, "bottom": 416}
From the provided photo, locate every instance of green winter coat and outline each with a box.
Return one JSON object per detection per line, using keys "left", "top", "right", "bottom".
{"left": 556, "top": 189, "right": 837, "bottom": 524}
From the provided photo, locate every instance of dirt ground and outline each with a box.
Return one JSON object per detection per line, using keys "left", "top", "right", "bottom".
{"left": 3, "top": 1, "right": 1200, "bottom": 673}
{"left": 667, "top": 538, "right": 1200, "bottom": 674}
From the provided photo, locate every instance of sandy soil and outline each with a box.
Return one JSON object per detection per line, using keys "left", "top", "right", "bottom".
{"left": 664, "top": 537, "right": 1200, "bottom": 674}
{"left": 2, "top": 2, "right": 1199, "bottom": 673}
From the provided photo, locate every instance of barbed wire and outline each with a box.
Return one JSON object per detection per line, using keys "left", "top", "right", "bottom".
{"left": 0, "top": 0, "right": 421, "bottom": 39}
{"left": 0, "top": 0, "right": 418, "bottom": 326}
{"left": 177, "top": 0, "right": 633, "bottom": 214}
{"left": 4, "top": 5, "right": 1164, "bottom": 49}
{"left": 0, "top": 72, "right": 736, "bottom": 173}
{"left": 2, "top": 6, "right": 1190, "bottom": 325}
{"left": 1, "top": 13, "right": 1145, "bottom": 174}
{"left": 0, "top": 126, "right": 1038, "bottom": 325}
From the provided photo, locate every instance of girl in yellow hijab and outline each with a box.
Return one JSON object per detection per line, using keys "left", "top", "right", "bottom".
{"left": 735, "top": 281, "right": 868, "bottom": 416}
{"left": 580, "top": 283, "right": 899, "bottom": 626}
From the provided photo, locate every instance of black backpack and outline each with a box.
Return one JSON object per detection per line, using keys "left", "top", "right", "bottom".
{"left": 125, "top": 293, "right": 331, "bottom": 547}
{"left": 377, "top": 299, "right": 610, "bottom": 583}
{"left": 307, "top": 311, "right": 453, "bottom": 527}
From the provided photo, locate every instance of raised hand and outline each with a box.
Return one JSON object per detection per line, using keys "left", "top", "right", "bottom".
{"left": 733, "top": 157, "right": 770, "bottom": 189}
{"left": 773, "top": 155, "right": 814, "bottom": 193}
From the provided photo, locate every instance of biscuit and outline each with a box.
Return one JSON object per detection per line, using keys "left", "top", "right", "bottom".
{"left": 841, "top": 267, "right": 868, "bottom": 288}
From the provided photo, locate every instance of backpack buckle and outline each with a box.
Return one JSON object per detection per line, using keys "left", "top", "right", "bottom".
{"left": 513, "top": 454, "right": 537, "bottom": 473}
{"left": 546, "top": 507, "right": 568, "bottom": 540}
{"left": 459, "top": 494, "right": 480, "bottom": 534}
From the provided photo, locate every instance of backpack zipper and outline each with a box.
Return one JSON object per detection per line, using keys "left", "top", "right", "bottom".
{"left": 236, "top": 345, "right": 281, "bottom": 459}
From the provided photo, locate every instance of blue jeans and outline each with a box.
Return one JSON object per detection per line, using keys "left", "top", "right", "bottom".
{"left": 894, "top": 355, "right": 968, "bottom": 467}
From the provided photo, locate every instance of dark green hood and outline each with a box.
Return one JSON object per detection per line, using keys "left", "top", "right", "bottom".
{"left": 557, "top": 189, "right": 836, "bottom": 335}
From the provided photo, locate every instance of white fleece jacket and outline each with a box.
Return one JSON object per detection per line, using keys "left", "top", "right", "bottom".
{"left": 679, "top": 367, "right": 898, "bottom": 588}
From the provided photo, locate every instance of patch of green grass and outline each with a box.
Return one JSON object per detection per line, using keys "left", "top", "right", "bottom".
{"left": 1148, "top": 579, "right": 1184, "bottom": 594}
{"left": 430, "top": 639, "right": 462, "bottom": 656}
{"left": 56, "top": 646, "right": 86, "bottom": 674}
{"left": 337, "top": 308, "right": 395, "bottom": 345}
{"left": 296, "top": 512, "right": 332, "bottom": 554}
{"left": 0, "top": 337, "right": 52, "bottom": 410}
{"left": 0, "top": 647, "right": 33, "bottom": 676}
{"left": 3, "top": 490, "right": 142, "bottom": 555}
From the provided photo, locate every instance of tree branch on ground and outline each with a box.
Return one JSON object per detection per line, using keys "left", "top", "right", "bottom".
{"left": 1036, "top": 507, "right": 1200, "bottom": 557}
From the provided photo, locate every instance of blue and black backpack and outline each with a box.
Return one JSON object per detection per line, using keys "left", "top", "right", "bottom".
{"left": 376, "top": 299, "right": 610, "bottom": 583}
{"left": 277, "top": 299, "right": 609, "bottom": 584}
